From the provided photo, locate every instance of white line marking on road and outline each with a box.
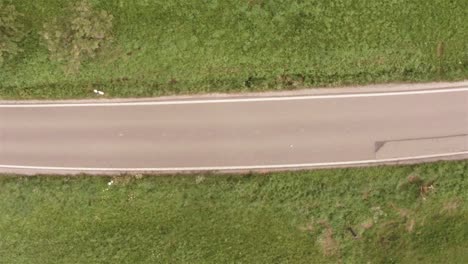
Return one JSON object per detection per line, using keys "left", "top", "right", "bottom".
{"left": 1, "top": 151, "right": 467, "bottom": 172}
{"left": 1, "top": 87, "right": 467, "bottom": 108}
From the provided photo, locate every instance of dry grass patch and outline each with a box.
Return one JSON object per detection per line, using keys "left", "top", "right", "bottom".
{"left": 298, "top": 222, "right": 314, "bottom": 232}
{"left": 406, "top": 218, "right": 416, "bottom": 233}
{"left": 317, "top": 221, "right": 341, "bottom": 258}
{"left": 442, "top": 198, "right": 462, "bottom": 214}
{"left": 361, "top": 218, "right": 374, "bottom": 230}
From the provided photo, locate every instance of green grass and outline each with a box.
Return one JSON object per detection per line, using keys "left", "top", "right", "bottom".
{"left": 1, "top": 0, "right": 468, "bottom": 99}
{"left": 1, "top": 160, "right": 468, "bottom": 263}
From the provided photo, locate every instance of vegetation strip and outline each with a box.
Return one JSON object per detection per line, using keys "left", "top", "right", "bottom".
{"left": 1, "top": 0, "right": 467, "bottom": 99}
{"left": 1, "top": 160, "right": 468, "bottom": 263}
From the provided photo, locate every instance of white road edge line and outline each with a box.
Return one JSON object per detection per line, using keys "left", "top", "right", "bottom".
{"left": 1, "top": 87, "right": 468, "bottom": 108}
{"left": 1, "top": 151, "right": 467, "bottom": 172}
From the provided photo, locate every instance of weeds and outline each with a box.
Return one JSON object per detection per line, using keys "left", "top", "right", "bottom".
{"left": 41, "top": 0, "right": 113, "bottom": 74}
{"left": 0, "top": 1, "right": 24, "bottom": 65}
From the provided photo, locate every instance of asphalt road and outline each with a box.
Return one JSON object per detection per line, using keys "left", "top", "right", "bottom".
{"left": 1, "top": 83, "right": 467, "bottom": 174}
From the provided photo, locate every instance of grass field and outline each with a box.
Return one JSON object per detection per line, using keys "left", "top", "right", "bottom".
{"left": 1, "top": 160, "right": 468, "bottom": 263}
{"left": 1, "top": 0, "right": 467, "bottom": 99}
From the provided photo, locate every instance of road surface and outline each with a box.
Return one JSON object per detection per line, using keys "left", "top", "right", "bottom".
{"left": 0, "top": 82, "right": 467, "bottom": 174}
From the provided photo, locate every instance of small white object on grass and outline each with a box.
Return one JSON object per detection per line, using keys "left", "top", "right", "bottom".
{"left": 108, "top": 180, "right": 114, "bottom": 186}
{"left": 93, "top": 89, "right": 105, "bottom": 95}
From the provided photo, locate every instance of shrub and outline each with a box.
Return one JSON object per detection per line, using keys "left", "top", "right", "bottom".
{"left": 0, "top": 2, "right": 24, "bottom": 65}
{"left": 41, "top": 0, "right": 113, "bottom": 73}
